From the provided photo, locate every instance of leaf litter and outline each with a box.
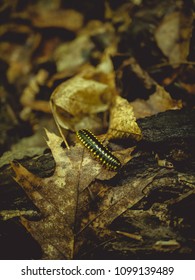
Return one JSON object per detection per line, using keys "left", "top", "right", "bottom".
{"left": 11, "top": 127, "right": 139, "bottom": 259}
{"left": 1, "top": 0, "right": 194, "bottom": 260}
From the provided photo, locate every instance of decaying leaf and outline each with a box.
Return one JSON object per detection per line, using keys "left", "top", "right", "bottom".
{"left": 131, "top": 85, "right": 182, "bottom": 118}
{"left": 50, "top": 76, "right": 113, "bottom": 134}
{"left": 81, "top": 51, "right": 116, "bottom": 89}
{"left": 12, "top": 130, "right": 82, "bottom": 259}
{"left": 153, "top": 240, "right": 180, "bottom": 252}
{"left": 155, "top": 11, "right": 193, "bottom": 65}
{"left": 105, "top": 1, "right": 132, "bottom": 33}
{"left": 0, "top": 130, "right": 47, "bottom": 168}
{"left": 11, "top": 8, "right": 83, "bottom": 32}
{"left": 31, "top": 9, "right": 84, "bottom": 31}
{"left": 75, "top": 167, "right": 169, "bottom": 257}
{"left": 107, "top": 96, "right": 142, "bottom": 140}
{"left": 180, "top": 80, "right": 195, "bottom": 96}
{"left": 0, "top": 209, "right": 38, "bottom": 221}
{"left": 80, "top": 173, "right": 156, "bottom": 233}
{"left": 0, "top": 42, "right": 32, "bottom": 84}
{"left": 20, "top": 69, "right": 50, "bottom": 117}
{"left": 53, "top": 35, "right": 95, "bottom": 73}
{"left": 11, "top": 128, "right": 136, "bottom": 259}
{"left": 2, "top": 0, "right": 195, "bottom": 261}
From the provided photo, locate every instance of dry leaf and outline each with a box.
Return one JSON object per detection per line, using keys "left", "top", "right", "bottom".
{"left": 31, "top": 9, "right": 83, "bottom": 31}
{"left": 12, "top": 130, "right": 82, "bottom": 259}
{"left": 0, "top": 130, "right": 47, "bottom": 168}
{"left": 115, "top": 57, "right": 157, "bottom": 103}
{"left": 76, "top": 168, "right": 166, "bottom": 257}
{"left": 83, "top": 173, "right": 157, "bottom": 231}
{"left": 54, "top": 35, "right": 95, "bottom": 73}
{"left": 10, "top": 130, "right": 117, "bottom": 259}
{"left": 0, "top": 210, "right": 38, "bottom": 221}
{"left": 0, "top": 42, "right": 32, "bottom": 84}
{"left": 153, "top": 240, "right": 180, "bottom": 252}
{"left": 0, "top": 22, "right": 32, "bottom": 37}
{"left": 0, "top": 32, "right": 41, "bottom": 83}
{"left": 155, "top": 11, "right": 193, "bottom": 65}
{"left": 131, "top": 85, "right": 182, "bottom": 118}
{"left": 11, "top": 128, "right": 135, "bottom": 259}
{"left": 12, "top": 8, "right": 83, "bottom": 31}
{"left": 20, "top": 69, "right": 50, "bottom": 112}
{"left": 107, "top": 96, "right": 142, "bottom": 140}
{"left": 105, "top": 1, "right": 132, "bottom": 33}
{"left": 180, "top": 81, "right": 195, "bottom": 96}
{"left": 50, "top": 76, "right": 112, "bottom": 132}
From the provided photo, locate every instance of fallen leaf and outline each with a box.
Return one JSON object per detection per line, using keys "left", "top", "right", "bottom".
{"left": 108, "top": 96, "right": 142, "bottom": 140}
{"left": 180, "top": 81, "right": 195, "bottom": 96}
{"left": 153, "top": 240, "right": 180, "bottom": 252}
{"left": 155, "top": 11, "right": 193, "bottom": 65}
{"left": 131, "top": 85, "right": 182, "bottom": 118}
{"left": 54, "top": 35, "right": 95, "bottom": 73}
{"left": 50, "top": 76, "right": 112, "bottom": 132}
{"left": 11, "top": 129, "right": 135, "bottom": 259}
{"left": 0, "top": 210, "right": 38, "bottom": 221}
{"left": 12, "top": 8, "right": 83, "bottom": 31}
{"left": 75, "top": 167, "right": 165, "bottom": 256}
{"left": 12, "top": 130, "right": 82, "bottom": 259}
{"left": 30, "top": 9, "right": 83, "bottom": 32}
{"left": 0, "top": 130, "right": 47, "bottom": 168}
{"left": 81, "top": 173, "right": 157, "bottom": 232}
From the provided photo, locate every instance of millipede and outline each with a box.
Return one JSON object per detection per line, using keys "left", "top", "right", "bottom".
{"left": 76, "top": 129, "right": 121, "bottom": 171}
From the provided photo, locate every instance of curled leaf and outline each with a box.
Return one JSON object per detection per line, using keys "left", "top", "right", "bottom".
{"left": 50, "top": 76, "right": 112, "bottom": 132}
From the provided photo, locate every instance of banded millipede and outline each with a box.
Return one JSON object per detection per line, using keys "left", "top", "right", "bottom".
{"left": 76, "top": 129, "right": 121, "bottom": 171}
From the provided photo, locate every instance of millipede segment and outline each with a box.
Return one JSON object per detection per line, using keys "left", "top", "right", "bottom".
{"left": 76, "top": 129, "right": 121, "bottom": 171}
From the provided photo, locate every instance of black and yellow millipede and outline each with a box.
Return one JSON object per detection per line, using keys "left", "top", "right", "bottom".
{"left": 76, "top": 129, "right": 121, "bottom": 171}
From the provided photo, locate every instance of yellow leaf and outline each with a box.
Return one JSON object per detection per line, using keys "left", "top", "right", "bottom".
{"left": 50, "top": 76, "right": 112, "bottom": 132}
{"left": 108, "top": 96, "right": 142, "bottom": 140}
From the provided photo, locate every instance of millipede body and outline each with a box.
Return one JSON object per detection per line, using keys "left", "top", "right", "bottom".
{"left": 76, "top": 129, "right": 121, "bottom": 171}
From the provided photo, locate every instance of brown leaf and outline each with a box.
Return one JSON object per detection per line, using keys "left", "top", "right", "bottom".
{"left": 9, "top": 7, "right": 83, "bottom": 39}
{"left": 180, "top": 81, "right": 195, "bottom": 96}
{"left": 80, "top": 172, "right": 157, "bottom": 235}
{"left": 50, "top": 76, "right": 112, "bottom": 132}
{"left": 12, "top": 130, "right": 81, "bottom": 259}
{"left": 11, "top": 128, "right": 135, "bottom": 259}
{"left": 153, "top": 240, "right": 180, "bottom": 252}
{"left": 155, "top": 11, "right": 193, "bottom": 65}
{"left": 107, "top": 96, "right": 142, "bottom": 140}
{"left": 131, "top": 85, "right": 182, "bottom": 118}
{"left": 31, "top": 10, "right": 83, "bottom": 32}
{"left": 0, "top": 130, "right": 47, "bottom": 168}
{"left": 54, "top": 35, "right": 95, "bottom": 73}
